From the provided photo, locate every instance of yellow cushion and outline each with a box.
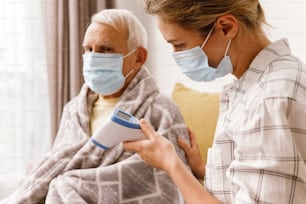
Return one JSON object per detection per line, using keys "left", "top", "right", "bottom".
{"left": 171, "top": 83, "right": 219, "bottom": 163}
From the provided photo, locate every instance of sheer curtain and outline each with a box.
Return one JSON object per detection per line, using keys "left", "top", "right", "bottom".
{"left": 0, "top": 0, "right": 50, "bottom": 197}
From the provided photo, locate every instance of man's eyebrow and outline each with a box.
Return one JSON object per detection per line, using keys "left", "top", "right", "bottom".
{"left": 82, "top": 42, "right": 114, "bottom": 48}
{"left": 96, "top": 44, "right": 113, "bottom": 48}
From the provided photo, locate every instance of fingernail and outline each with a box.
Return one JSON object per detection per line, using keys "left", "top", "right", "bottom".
{"left": 140, "top": 119, "right": 146, "bottom": 125}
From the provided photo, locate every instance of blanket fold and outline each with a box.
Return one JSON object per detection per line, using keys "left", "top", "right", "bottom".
{"left": 2, "top": 67, "right": 190, "bottom": 204}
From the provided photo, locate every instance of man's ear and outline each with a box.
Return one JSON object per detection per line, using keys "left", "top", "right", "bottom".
{"left": 135, "top": 46, "right": 147, "bottom": 68}
{"left": 215, "top": 14, "right": 239, "bottom": 39}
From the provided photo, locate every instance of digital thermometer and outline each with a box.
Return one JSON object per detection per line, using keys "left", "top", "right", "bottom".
{"left": 91, "top": 108, "right": 146, "bottom": 149}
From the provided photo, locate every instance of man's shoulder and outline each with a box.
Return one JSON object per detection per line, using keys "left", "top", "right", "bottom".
{"left": 62, "top": 92, "right": 83, "bottom": 112}
{"left": 153, "top": 92, "right": 177, "bottom": 106}
{"left": 151, "top": 92, "right": 184, "bottom": 118}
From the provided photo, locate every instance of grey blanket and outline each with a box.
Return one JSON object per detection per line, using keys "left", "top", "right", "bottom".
{"left": 2, "top": 67, "right": 190, "bottom": 204}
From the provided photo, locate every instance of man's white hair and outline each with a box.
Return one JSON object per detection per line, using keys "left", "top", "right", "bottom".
{"left": 91, "top": 9, "right": 148, "bottom": 51}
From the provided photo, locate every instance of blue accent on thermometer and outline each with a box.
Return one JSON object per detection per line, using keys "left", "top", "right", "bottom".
{"left": 91, "top": 108, "right": 146, "bottom": 149}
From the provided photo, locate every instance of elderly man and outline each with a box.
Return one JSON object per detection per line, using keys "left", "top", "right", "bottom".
{"left": 2, "top": 9, "right": 190, "bottom": 204}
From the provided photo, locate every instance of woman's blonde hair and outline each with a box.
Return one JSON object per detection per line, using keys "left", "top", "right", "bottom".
{"left": 92, "top": 9, "right": 147, "bottom": 51}
{"left": 144, "top": 0, "right": 267, "bottom": 35}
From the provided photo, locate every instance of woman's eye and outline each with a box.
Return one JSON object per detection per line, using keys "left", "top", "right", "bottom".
{"left": 173, "top": 44, "right": 185, "bottom": 51}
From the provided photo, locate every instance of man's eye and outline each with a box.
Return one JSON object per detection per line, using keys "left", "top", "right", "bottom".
{"left": 102, "top": 47, "right": 114, "bottom": 53}
{"left": 84, "top": 47, "right": 92, "bottom": 53}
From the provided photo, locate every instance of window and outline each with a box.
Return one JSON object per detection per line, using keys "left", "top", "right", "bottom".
{"left": 0, "top": 0, "right": 50, "bottom": 192}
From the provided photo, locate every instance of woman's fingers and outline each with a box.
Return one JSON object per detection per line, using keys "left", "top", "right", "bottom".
{"left": 123, "top": 140, "right": 139, "bottom": 152}
{"left": 187, "top": 127, "right": 198, "bottom": 148}
{"left": 177, "top": 127, "right": 205, "bottom": 179}
{"left": 123, "top": 119, "right": 185, "bottom": 173}
{"left": 139, "top": 119, "right": 156, "bottom": 139}
{"left": 179, "top": 127, "right": 198, "bottom": 153}
{"left": 177, "top": 139, "right": 191, "bottom": 155}
{"left": 124, "top": 119, "right": 153, "bottom": 151}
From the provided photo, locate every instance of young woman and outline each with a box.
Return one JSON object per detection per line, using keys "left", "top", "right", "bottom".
{"left": 124, "top": 0, "right": 306, "bottom": 203}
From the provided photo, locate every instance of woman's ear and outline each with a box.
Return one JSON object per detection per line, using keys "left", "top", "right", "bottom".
{"left": 216, "top": 14, "right": 239, "bottom": 39}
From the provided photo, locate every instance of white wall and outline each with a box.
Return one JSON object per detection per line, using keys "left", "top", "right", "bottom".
{"left": 261, "top": 0, "right": 306, "bottom": 58}
{"left": 116, "top": 0, "right": 306, "bottom": 96}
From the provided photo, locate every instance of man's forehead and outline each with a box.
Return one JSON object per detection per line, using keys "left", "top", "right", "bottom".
{"left": 83, "top": 22, "right": 127, "bottom": 44}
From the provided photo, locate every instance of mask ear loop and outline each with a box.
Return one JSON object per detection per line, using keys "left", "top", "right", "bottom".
{"left": 123, "top": 47, "right": 139, "bottom": 79}
{"left": 122, "top": 47, "right": 138, "bottom": 78}
{"left": 123, "top": 47, "right": 138, "bottom": 58}
{"left": 124, "top": 68, "right": 136, "bottom": 79}
{"left": 201, "top": 23, "right": 216, "bottom": 49}
{"left": 223, "top": 39, "right": 232, "bottom": 56}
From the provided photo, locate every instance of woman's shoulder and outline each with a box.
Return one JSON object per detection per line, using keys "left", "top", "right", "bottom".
{"left": 261, "top": 54, "right": 306, "bottom": 101}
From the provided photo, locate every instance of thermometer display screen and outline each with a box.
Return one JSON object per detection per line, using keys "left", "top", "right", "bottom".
{"left": 116, "top": 110, "right": 131, "bottom": 121}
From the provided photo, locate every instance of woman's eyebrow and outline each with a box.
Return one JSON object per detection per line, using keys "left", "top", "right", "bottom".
{"left": 167, "top": 39, "right": 181, "bottom": 44}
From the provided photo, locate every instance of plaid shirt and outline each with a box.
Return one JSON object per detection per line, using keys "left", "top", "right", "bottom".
{"left": 205, "top": 39, "right": 306, "bottom": 203}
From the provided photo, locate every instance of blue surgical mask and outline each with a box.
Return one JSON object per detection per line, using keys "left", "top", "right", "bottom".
{"left": 82, "top": 50, "right": 135, "bottom": 95}
{"left": 171, "top": 26, "right": 233, "bottom": 82}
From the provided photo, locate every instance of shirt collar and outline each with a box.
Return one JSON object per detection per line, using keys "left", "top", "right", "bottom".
{"left": 249, "top": 38, "right": 291, "bottom": 73}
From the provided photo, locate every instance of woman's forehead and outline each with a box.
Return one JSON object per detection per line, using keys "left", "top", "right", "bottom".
{"left": 156, "top": 16, "right": 201, "bottom": 42}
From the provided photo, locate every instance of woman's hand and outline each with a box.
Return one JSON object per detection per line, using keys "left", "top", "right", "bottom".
{"left": 177, "top": 128, "right": 205, "bottom": 179}
{"left": 123, "top": 119, "right": 180, "bottom": 173}
{"left": 125, "top": 120, "right": 221, "bottom": 204}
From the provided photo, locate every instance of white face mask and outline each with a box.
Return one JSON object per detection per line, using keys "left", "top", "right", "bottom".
{"left": 171, "top": 25, "right": 233, "bottom": 82}
{"left": 82, "top": 49, "right": 136, "bottom": 95}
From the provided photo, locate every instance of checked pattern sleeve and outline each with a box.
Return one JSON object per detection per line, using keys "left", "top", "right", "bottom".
{"left": 228, "top": 97, "right": 306, "bottom": 203}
